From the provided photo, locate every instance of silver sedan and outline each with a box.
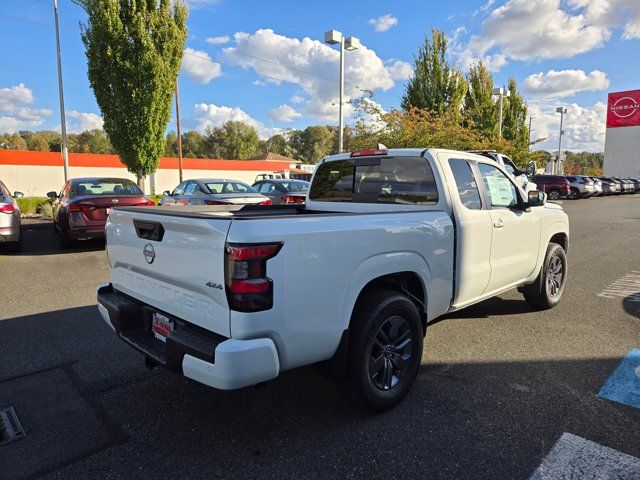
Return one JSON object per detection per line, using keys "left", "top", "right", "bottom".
{"left": 160, "top": 178, "right": 271, "bottom": 206}
{"left": 0, "top": 180, "right": 23, "bottom": 250}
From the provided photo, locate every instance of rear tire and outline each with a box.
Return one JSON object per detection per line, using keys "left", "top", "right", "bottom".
{"left": 547, "top": 189, "right": 561, "bottom": 200}
{"left": 59, "top": 228, "right": 73, "bottom": 249}
{"left": 345, "top": 289, "right": 423, "bottom": 411}
{"left": 568, "top": 188, "right": 579, "bottom": 200}
{"left": 523, "top": 242, "right": 567, "bottom": 310}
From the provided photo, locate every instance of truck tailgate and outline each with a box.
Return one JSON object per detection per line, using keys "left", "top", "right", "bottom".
{"left": 105, "top": 208, "right": 232, "bottom": 337}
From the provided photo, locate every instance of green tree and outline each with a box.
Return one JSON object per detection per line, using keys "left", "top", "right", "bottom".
{"left": 301, "top": 126, "right": 334, "bottom": 163}
{"left": 0, "top": 133, "right": 27, "bottom": 150}
{"left": 165, "top": 132, "right": 178, "bottom": 156}
{"left": 77, "top": 0, "right": 187, "bottom": 180}
{"left": 266, "top": 134, "right": 288, "bottom": 155}
{"left": 20, "top": 131, "right": 51, "bottom": 151}
{"left": 181, "top": 130, "right": 206, "bottom": 158}
{"left": 205, "top": 121, "right": 260, "bottom": 159}
{"left": 401, "top": 28, "right": 467, "bottom": 115}
{"left": 502, "top": 78, "right": 528, "bottom": 147}
{"left": 463, "top": 61, "right": 497, "bottom": 137}
{"left": 71, "top": 129, "right": 114, "bottom": 154}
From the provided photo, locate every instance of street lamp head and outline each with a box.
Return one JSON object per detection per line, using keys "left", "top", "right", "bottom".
{"left": 324, "top": 30, "right": 343, "bottom": 45}
{"left": 344, "top": 36, "right": 360, "bottom": 51}
{"left": 492, "top": 87, "right": 504, "bottom": 96}
{"left": 556, "top": 106, "right": 567, "bottom": 114}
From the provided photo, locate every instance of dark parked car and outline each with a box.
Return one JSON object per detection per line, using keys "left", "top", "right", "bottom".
{"left": 531, "top": 175, "right": 571, "bottom": 200}
{"left": 252, "top": 179, "right": 310, "bottom": 205}
{"left": 624, "top": 178, "right": 640, "bottom": 193}
{"left": 160, "top": 178, "right": 271, "bottom": 206}
{"left": 49, "top": 177, "right": 154, "bottom": 248}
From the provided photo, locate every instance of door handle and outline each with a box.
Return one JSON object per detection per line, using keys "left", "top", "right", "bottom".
{"left": 493, "top": 218, "right": 504, "bottom": 228}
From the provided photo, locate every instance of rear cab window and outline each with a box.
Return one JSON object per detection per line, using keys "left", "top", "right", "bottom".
{"left": 309, "top": 156, "right": 439, "bottom": 205}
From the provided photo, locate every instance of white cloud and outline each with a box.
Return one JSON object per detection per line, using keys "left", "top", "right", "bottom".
{"left": 0, "top": 83, "right": 34, "bottom": 111}
{"left": 223, "top": 29, "right": 404, "bottom": 121}
{"left": 529, "top": 101, "right": 607, "bottom": 152}
{"left": 268, "top": 104, "right": 302, "bottom": 122}
{"left": 0, "top": 83, "right": 51, "bottom": 133}
{"left": 193, "top": 103, "right": 279, "bottom": 139}
{"left": 66, "top": 111, "right": 104, "bottom": 133}
{"left": 206, "top": 35, "right": 230, "bottom": 45}
{"left": 181, "top": 48, "right": 222, "bottom": 84}
{"left": 453, "top": 0, "right": 640, "bottom": 70}
{"left": 368, "top": 14, "right": 398, "bottom": 32}
{"left": 290, "top": 95, "right": 305, "bottom": 105}
{"left": 523, "top": 69, "right": 609, "bottom": 99}
{"left": 386, "top": 60, "right": 413, "bottom": 81}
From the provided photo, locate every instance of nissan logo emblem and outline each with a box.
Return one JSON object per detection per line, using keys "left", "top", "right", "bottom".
{"left": 112, "top": 198, "right": 119, "bottom": 203}
{"left": 143, "top": 243, "right": 156, "bottom": 264}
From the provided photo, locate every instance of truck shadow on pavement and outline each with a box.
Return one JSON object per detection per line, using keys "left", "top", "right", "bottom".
{"left": 1, "top": 305, "right": 638, "bottom": 479}
{"left": 623, "top": 294, "right": 640, "bottom": 319}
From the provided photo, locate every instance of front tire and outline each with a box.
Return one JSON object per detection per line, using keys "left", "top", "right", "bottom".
{"left": 345, "top": 289, "right": 423, "bottom": 411}
{"left": 568, "top": 188, "right": 579, "bottom": 200}
{"left": 523, "top": 242, "right": 567, "bottom": 310}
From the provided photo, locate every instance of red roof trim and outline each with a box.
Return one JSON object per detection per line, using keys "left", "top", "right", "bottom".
{"left": 0, "top": 150, "right": 290, "bottom": 171}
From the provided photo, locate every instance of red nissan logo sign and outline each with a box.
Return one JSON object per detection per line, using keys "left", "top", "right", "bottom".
{"left": 607, "top": 90, "right": 640, "bottom": 128}
{"left": 611, "top": 96, "right": 640, "bottom": 118}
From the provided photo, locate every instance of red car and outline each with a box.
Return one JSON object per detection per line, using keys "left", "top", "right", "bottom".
{"left": 48, "top": 177, "right": 154, "bottom": 248}
{"left": 531, "top": 175, "right": 571, "bottom": 200}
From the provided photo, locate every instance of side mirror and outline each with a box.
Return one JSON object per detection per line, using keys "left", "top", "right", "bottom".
{"left": 12, "top": 191, "right": 24, "bottom": 199}
{"left": 46, "top": 191, "right": 58, "bottom": 199}
{"left": 528, "top": 190, "right": 546, "bottom": 207}
{"left": 162, "top": 190, "right": 171, "bottom": 196}
{"left": 526, "top": 160, "right": 537, "bottom": 177}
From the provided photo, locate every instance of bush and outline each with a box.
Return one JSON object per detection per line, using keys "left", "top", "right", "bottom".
{"left": 36, "top": 202, "right": 53, "bottom": 219}
{"left": 15, "top": 197, "right": 54, "bottom": 217}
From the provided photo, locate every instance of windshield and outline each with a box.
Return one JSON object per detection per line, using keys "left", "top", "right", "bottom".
{"left": 69, "top": 179, "right": 142, "bottom": 197}
{"left": 205, "top": 181, "right": 258, "bottom": 194}
{"left": 280, "top": 181, "right": 309, "bottom": 192}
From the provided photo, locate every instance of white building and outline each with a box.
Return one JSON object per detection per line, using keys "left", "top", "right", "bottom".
{"left": 603, "top": 89, "right": 640, "bottom": 178}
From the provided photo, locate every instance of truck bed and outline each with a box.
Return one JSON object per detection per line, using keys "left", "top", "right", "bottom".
{"left": 115, "top": 204, "right": 343, "bottom": 220}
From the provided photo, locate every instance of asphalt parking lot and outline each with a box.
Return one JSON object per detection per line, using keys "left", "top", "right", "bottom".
{"left": 1, "top": 195, "right": 639, "bottom": 479}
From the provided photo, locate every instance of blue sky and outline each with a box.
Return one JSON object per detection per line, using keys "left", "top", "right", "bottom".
{"left": 1, "top": 0, "right": 639, "bottom": 152}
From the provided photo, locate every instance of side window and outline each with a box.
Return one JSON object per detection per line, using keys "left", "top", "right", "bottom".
{"left": 184, "top": 182, "right": 198, "bottom": 195}
{"left": 449, "top": 159, "right": 482, "bottom": 210}
{"left": 193, "top": 184, "right": 205, "bottom": 196}
{"left": 477, "top": 163, "right": 519, "bottom": 208}
{"left": 173, "top": 181, "right": 188, "bottom": 196}
{"left": 0, "top": 182, "right": 8, "bottom": 199}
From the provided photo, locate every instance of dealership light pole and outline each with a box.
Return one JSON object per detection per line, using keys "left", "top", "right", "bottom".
{"left": 556, "top": 107, "right": 567, "bottom": 174}
{"left": 493, "top": 87, "right": 510, "bottom": 139}
{"left": 53, "top": 0, "right": 69, "bottom": 182}
{"left": 528, "top": 116, "right": 533, "bottom": 147}
{"left": 324, "top": 30, "right": 360, "bottom": 153}
{"left": 175, "top": 82, "right": 183, "bottom": 183}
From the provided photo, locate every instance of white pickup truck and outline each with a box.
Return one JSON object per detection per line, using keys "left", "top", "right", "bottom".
{"left": 97, "top": 148, "right": 569, "bottom": 410}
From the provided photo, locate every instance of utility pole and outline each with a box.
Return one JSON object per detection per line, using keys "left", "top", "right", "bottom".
{"left": 53, "top": 0, "right": 69, "bottom": 182}
{"left": 528, "top": 116, "right": 533, "bottom": 147}
{"left": 556, "top": 107, "right": 567, "bottom": 175}
{"left": 175, "top": 83, "right": 183, "bottom": 183}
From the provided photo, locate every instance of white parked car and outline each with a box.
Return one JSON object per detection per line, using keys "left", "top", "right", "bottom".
{"left": 98, "top": 148, "right": 569, "bottom": 410}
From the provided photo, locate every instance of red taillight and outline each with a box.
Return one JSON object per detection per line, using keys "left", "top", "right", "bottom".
{"left": 350, "top": 149, "right": 387, "bottom": 157}
{"left": 225, "top": 242, "right": 282, "bottom": 312}
{"left": 140, "top": 199, "right": 155, "bottom": 206}
{"left": 283, "top": 196, "right": 304, "bottom": 204}
{"left": 259, "top": 199, "right": 272, "bottom": 205}
{"left": 68, "top": 203, "right": 95, "bottom": 212}
{"left": 204, "top": 200, "right": 231, "bottom": 205}
{"left": 0, "top": 203, "right": 14, "bottom": 214}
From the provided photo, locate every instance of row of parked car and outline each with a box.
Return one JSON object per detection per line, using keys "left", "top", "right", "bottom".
{"left": 531, "top": 174, "right": 640, "bottom": 200}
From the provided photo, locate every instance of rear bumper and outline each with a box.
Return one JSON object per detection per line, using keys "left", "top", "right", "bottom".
{"left": 69, "top": 227, "right": 105, "bottom": 240}
{"left": 97, "top": 284, "right": 279, "bottom": 390}
{"left": 0, "top": 227, "right": 20, "bottom": 242}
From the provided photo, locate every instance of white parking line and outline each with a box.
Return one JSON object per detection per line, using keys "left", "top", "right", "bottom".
{"left": 530, "top": 433, "right": 640, "bottom": 479}
{"left": 598, "top": 271, "right": 640, "bottom": 301}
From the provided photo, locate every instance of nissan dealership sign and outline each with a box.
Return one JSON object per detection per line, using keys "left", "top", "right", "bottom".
{"left": 604, "top": 89, "right": 640, "bottom": 177}
{"left": 606, "top": 90, "right": 640, "bottom": 128}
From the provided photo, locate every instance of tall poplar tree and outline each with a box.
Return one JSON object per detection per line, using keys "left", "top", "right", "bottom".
{"left": 463, "top": 60, "right": 497, "bottom": 136}
{"left": 77, "top": 0, "right": 188, "bottom": 180}
{"left": 401, "top": 28, "right": 467, "bottom": 115}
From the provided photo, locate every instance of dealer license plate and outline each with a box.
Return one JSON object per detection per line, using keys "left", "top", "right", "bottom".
{"left": 151, "top": 312, "right": 174, "bottom": 343}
